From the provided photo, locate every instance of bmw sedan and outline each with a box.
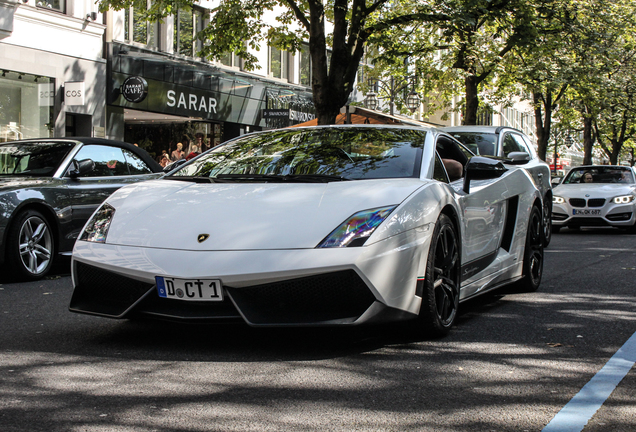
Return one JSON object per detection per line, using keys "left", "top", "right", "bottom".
{"left": 552, "top": 165, "right": 636, "bottom": 232}
{"left": 0, "top": 138, "right": 162, "bottom": 280}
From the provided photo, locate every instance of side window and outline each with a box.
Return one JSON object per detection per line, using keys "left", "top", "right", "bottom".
{"left": 122, "top": 149, "right": 153, "bottom": 175}
{"left": 73, "top": 145, "right": 129, "bottom": 177}
{"left": 433, "top": 153, "right": 449, "bottom": 183}
{"left": 511, "top": 134, "right": 531, "bottom": 154}
{"left": 502, "top": 133, "right": 526, "bottom": 156}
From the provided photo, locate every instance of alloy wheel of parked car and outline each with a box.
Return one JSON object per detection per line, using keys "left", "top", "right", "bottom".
{"left": 8, "top": 210, "right": 54, "bottom": 280}
{"left": 542, "top": 200, "right": 552, "bottom": 247}
{"left": 417, "top": 213, "right": 460, "bottom": 337}
{"left": 514, "top": 205, "right": 543, "bottom": 292}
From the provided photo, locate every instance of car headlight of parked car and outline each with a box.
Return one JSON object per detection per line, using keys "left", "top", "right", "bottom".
{"left": 613, "top": 195, "right": 635, "bottom": 204}
{"left": 553, "top": 196, "right": 565, "bottom": 204}
{"left": 317, "top": 205, "right": 396, "bottom": 248}
{"left": 79, "top": 203, "right": 116, "bottom": 243}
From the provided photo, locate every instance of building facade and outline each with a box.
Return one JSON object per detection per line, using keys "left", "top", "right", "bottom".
{"left": 0, "top": 0, "right": 106, "bottom": 141}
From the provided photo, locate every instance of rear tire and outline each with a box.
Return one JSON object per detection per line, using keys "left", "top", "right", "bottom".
{"left": 416, "top": 213, "right": 460, "bottom": 337}
{"left": 6, "top": 209, "right": 55, "bottom": 281}
{"left": 513, "top": 206, "right": 543, "bottom": 292}
{"left": 542, "top": 200, "right": 552, "bottom": 247}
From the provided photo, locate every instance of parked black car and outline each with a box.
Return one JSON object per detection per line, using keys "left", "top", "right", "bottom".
{"left": 0, "top": 138, "right": 162, "bottom": 280}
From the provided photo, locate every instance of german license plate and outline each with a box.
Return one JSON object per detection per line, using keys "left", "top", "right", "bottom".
{"left": 155, "top": 276, "right": 223, "bottom": 301}
{"left": 573, "top": 209, "right": 601, "bottom": 216}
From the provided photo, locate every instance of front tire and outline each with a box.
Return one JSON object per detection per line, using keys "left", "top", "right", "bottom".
{"left": 6, "top": 209, "right": 55, "bottom": 281}
{"left": 513, "top": 205, "right": 543, "bottom": 292}
{"left": 416, "top": 213, "right": 460, "bottom": 337}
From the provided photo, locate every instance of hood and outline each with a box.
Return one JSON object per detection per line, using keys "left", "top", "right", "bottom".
{"left": 104, "top": 178, "right": 427, "bottom": 250}
{"left": 553, "top": 183, "right": 636, "bottom": 199}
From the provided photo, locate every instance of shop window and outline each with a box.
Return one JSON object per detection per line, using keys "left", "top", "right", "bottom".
{"left": 174, "top": 8, "right": 205, "bottom": 57}
{"left": 0, "top": 71, "right": 55, "bottom": 142}
{"left": 299, "top": 44, "right": 311, "bottom": 86}
{"left": 36, "top": 0, "right": 65, "bottom": 13}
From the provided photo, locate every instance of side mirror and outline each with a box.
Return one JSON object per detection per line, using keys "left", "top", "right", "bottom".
{"left": 506, "top": 152, "right": 531, "bottom": 164}
{"left": 163, "top": 158, "right": 186, "bottom": 173}
{"left": 551, "top": 177, "right": 562, "bottom": 186}
{"left": 463, "top": 156, "right": 507, "bottom": 193}
{"left": 68, "top": 158, "right": 95, "bottom": 178}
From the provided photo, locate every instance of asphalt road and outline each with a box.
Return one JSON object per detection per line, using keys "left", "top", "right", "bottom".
{"left": 1, "top": 227, "right": 635, "bottom": 432}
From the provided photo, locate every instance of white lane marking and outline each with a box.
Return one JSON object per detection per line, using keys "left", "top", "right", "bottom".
{"left": 542, "top": 331, "right": 636, "bottom": 432}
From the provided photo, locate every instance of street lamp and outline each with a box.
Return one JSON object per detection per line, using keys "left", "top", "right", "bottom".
{"left": 364, "top": 76, "right": 420, "bottom": 116}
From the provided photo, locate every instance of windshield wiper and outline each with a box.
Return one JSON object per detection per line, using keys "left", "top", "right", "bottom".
{"left": 283, "top": 174, "right": 350, "bottom": 183}
{"left": 214, "top": 174, "right": 287, "bottom": 182}
{"left": 214, "top": 173, "right": 350, "bottom": 183}
{"left": 164, "top": 176, "right": 215, "bottom": 183}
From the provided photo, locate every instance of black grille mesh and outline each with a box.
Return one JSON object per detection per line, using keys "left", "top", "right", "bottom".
{"left": 226, "top": 270, "right": 376, "bottom": 325}
{"left": 588, "top": 199, "right": 605, "bottom": 207}
{"left": 70, "top": 262, "right": 154, "bottom": 317}
{"left": 569, "top": 198, "right": 586, "bottom": 207}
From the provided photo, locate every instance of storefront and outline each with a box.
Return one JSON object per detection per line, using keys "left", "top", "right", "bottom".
{"left": 107, "top": 43, "right": 315, "bottom": 161}
{"left": 0, "top": 70, "right": 55, "bottom": 142}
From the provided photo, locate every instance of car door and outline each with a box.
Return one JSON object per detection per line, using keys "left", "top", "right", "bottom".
{"left": 64, "top": 144, "right": 159, "bottom": 243}
{"left": 436, "top": 137, "right": 508, "bottom": 284}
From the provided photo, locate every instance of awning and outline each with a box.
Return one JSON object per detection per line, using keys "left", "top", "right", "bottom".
{"left": 289, "top": 105, "right": 441, "bottom": 128}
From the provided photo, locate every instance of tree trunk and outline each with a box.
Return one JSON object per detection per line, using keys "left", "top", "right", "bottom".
{"left": 464, "top": 75, "right": 479, "bottom": 125}
{"left": 582, "top": 114, "right": 594, "bottom": 165}
{"left": 533, "top": 91, "right": 552, "bottom": 162}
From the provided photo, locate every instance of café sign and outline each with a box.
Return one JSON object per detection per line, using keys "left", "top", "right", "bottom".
{"left": 121, "top": 76, "right": 148, "bottom": 103}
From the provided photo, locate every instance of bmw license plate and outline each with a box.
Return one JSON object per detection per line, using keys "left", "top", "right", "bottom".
{"left": 155, "top": 276, "right": 223, "bottom": 301}
{"left": 573, "top": 209, "right": 601, "bottom": 216}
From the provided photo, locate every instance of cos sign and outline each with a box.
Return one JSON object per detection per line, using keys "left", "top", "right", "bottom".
{"left": 64, "top": 82, "right": 85, "bottom": 106}
{"left": 121, "top": 76, "right": 148, "bottom": 103}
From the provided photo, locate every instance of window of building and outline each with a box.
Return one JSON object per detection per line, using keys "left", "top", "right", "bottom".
{"left": 220, "top": 52, "right": 241, "bottom": 68}
{"left": 174, "top": 8, "right": 205, "bottom": 57}
{"left": 36, "top": 0, "right": 65, "bottom": 13}
{"left": 299, "top": 44, "right": 311, "bottom": 86}
{"left": 270, "top": 46, "right": 288, "bottom": 80}
{"left": 124, "top": 3, "right": 158, "bottom": 48}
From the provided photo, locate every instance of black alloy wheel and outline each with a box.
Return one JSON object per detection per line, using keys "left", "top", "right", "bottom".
{"left": 417, "top": 213, "right": 460, "bottom": 337}
{"left": 514, "top": 205, "right": 543, "bottom": 292}
{"left": 542, "top": 199, "right": 552, "bottom": 247}
{"left": 7, "top": 209, "right": 55, "bottom": 281}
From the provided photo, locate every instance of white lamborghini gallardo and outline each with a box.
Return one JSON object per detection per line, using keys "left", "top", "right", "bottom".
{"left": 69, "top": 125, "right": 546, "bottom": 337}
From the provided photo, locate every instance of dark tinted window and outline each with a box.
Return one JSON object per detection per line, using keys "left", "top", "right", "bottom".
{"left": 172, "top": 128, "right": 427, "bottom": 181}
{"left": 122, "top": 149, "right": 153, "bottom": 175}
{"left": 73, "top": 145, "right": 129, "bottom": 177}
{"left": 0, "top": 141, "right": 74, "bottom": 176}
{"left": 448, "top": 132, "right": 497, "bottom": 156}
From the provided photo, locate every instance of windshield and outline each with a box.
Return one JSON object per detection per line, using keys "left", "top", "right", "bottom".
{"left": 563, "top": 167, "right": 635, "bottom": 184}
{"left": 447, "top": 132, "right": 497, "bottom": 156}
{"left": 0, "top": 142, "right": 75, "bottom": 177}
{"left": 169, "top": 128, "right": 426, "bottom": 182}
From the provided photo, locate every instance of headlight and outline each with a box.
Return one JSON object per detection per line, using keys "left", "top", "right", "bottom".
{"left": 79, "top": 203, "right": 116, "bottom": 243}
{"left": 613, "top": 195, "right": 635, "bottom": 204}
{"left": 317, "top": 205, "right": 396, "bottom": 248}
{"left": 553, "top": 196, "right": 565, "bottom": 204}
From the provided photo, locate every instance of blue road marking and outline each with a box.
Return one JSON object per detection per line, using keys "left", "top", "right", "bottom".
{"left": 542, "top": 331, "right": 636, "bottom": 432}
